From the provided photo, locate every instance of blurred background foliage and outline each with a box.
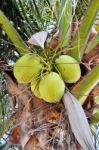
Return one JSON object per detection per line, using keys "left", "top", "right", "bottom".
{"left": 0, "top": 0, "right": 56, "bottom": 64}
{"left": 0, "top": 0, "right": 93, "bottom": 63}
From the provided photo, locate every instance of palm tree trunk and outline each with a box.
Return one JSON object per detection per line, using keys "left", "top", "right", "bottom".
{"left": 5, "top": 71, "right": 81, "bottom": 150}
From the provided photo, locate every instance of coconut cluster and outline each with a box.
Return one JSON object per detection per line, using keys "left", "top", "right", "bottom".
{"left": 13, "top": 53, "right": 81, "bottom": 103}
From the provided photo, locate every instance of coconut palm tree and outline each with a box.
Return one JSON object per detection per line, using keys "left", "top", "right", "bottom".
{"left": 0, "top": 0, "right": 99, "bottom": 149}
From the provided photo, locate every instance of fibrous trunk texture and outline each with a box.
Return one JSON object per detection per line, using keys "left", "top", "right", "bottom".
{"left": 5, "top": 72, "right": 81, "bottom": 150}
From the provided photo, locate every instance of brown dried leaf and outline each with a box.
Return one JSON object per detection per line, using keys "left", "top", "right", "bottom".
{"left": 47, "top": 110, "right": 60, "bottom": 124}
{"left": 63, "top": 91, "right": 95, "bottom": 150}
{"left": 71, "top": 22, "right": 79, "bottom": 41}
{"left": 92, "top": 86, "right": 99, "bottom": 97}
{"left": 49, "top": 31, "right": 59, "bottom": 50}
{"left": 9, "top": 126, "right": 21, "bottom": 145}
{"left": 5, "top": 73, "right": 18, "bottom": 95}
{"left": 24, "top": 136, "right": 39, "bottom": 150}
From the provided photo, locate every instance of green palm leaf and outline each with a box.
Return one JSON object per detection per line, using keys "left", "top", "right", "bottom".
{"left": 69, "top": 0, "right": 99, "bottom": 61}
{"left": 58, "top": 0, "right": 72, "bottom": 47}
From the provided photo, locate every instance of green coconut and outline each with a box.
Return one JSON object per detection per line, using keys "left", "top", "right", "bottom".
{"left": 31, "top": 79, "right": 41, "bottom": 98}
{"left": 39, "top": 72, "right": 65, "bottom": 103}
{"left": 13, "top": 53, "right": 42, "bottom": 83}
{"left": 55, "top": 55, "right": 81, "bottom": 83}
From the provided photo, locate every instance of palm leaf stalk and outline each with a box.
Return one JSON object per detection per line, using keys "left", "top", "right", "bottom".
{"left": 0, "top": 10, "right": 29, "bottom": 55}
{"left": 71, "top": 65, "right": 99, "bottom": 104}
